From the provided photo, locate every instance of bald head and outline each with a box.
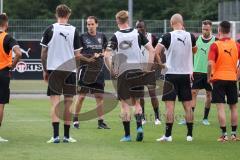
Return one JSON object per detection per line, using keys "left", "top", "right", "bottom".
{"left": 170, "top": 13, "right": 183, "bottom": 26}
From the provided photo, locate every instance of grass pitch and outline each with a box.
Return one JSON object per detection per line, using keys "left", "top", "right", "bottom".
{"left": 0, "top": 80, "right": 239, "bottom": 160}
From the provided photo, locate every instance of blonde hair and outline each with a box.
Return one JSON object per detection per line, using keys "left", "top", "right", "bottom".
{"left": 170, "top": 13, "right": 183, "bottom": 25}
{"left": 115, "top": 10, "right": 128, "bottom": 24}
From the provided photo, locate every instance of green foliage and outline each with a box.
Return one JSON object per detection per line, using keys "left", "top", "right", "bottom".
{"left": 3, "top": 0, "right": 218, "bottom": 20}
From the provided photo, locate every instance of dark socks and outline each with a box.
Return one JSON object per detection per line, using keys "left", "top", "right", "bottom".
{"left": 73, "top": 116, "right": 78, "bottom": 122}
{"left": 123, "top": 121, "right": 130, "bottom": 137}
{"left": 98, "top": 119, "right": 104, "bottom": 125}
{"left": 203, "top": 107, "right": 210, "bottom": 120}
{"left": 186, "top": 122, "right": 193, "bottom": 136}
{"left": 142, "top": 106, "right": 146, "bottom": 120}
{"left": 135, "top": 114, "right": 142, "bottom": 129}
{"left": 220, "top": 126, "right": 227, "bottom": 136}
{"left": 192, "top": 107, "right": 195, "bottom": 112}
{"left": 165, "top": 123, "right": 173, "bottom": 137}
{"left": 231, "top": 125, "right": 237, "bottom": 136}
{"left": 141, "top": 101, "right": 145, "bottom": 120}
{"left": 153, "top": 107, "right": 160, "bottom": 120}
{"left": 52, "top": 122, "right": 59, "bottom": 138}
{"left": 64, "top": 124, "right": 70, "bottom": 138}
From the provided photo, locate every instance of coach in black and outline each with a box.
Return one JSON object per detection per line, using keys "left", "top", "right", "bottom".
{"left": 73, "top": 16, "right": 110, "bottom": 129}
{"left": 0, "top": 13, "right": 22, "bottom": 142}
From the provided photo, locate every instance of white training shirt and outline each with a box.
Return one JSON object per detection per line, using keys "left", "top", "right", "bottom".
{"left": 164, "top": 30, "right": 193, "bottom": 74}
{"left": 114, "top": 29, "right": 143, "bottom": 75}
{"left": 45, "top": 23, "right": 76, "bottom": 72}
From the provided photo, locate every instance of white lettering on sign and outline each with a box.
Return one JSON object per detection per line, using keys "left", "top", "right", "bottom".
{"left": 14, "top": 61, "right": 43, "bottom": 73}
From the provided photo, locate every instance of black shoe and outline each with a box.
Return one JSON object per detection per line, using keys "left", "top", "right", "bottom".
{"left": 98, "top": 122, "right": 110, "bottom": 129}
{"left": 136, "top": 127, "right": 144, "bottom": 142}
{"left": 73, "top": 121, "right": 80, "bottom": 129}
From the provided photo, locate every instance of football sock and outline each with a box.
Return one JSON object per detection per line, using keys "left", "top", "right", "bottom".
{"left": 165, "top": 123, "right": 173, "bottom": 137}
{"left": 64, "top": 124, "right": 70, "bottom": 139}
{"left": 135, "top": 114, "right": 142, "bottom": 129}
{"left": 52, "top": 122, "right": 59, "bottom": 138}
{"left": 123, "top": 121, "right": 130, "bottom": 137}
{"left": 203, "top": 107, "right": 210, "bottom": 120}
{"left": 186, "top": 122, "right": 193, "bottom": 136}
{"left": 220, "top": 126, "right": 227, "bottom": 136}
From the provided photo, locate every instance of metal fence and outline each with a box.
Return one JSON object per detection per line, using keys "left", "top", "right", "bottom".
{"left": 8, "top": 19, "right": 201, "bottom": 40}
{"left": 218, "top": 0, "right": 240, "bottom": 21}
{"left": 8, "top": 19, "right": 240, "bottom": 40}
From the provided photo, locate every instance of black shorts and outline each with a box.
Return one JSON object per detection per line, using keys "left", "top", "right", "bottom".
{"left": 162, "top": 74, "right": 192, "bottom": 101}
{"left": 47, "top": 70, "right": 76, "bottom": 96}
{"left": 117, "top": 70, "right": 145, "bottom": 100}
{"left": 212, "top": 80, "right": 238, "bottom": 104}
{"left": 0, "top": 68, "right": 10, "bottom": 104}
{"left": 144, "top": 71, "right": 157, "bottom": 86}
{"left": 78, "top": 58, "right": 104, "bottom": 85}
{"left": 78, "top": 82, "right": 104, "bottom": 94}
{"left": 192, "top": 73, "right": 212, "bottom": 91}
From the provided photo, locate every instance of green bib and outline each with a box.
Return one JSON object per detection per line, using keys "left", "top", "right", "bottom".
{"left": 193, "top": 36, "right": 215, "bottom": 73}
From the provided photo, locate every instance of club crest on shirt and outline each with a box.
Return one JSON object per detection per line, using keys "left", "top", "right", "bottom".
{"left": 86, "top": 39, "right": 91, "bottom": 44}
{"left": 97, "top": 38, "right": 102, "bottom": 44}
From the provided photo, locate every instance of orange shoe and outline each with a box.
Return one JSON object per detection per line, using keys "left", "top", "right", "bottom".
{"left": 217, "top": 135, "right": 228, "bottom": 142}
{"left": 230, "top": 135, "right": 240, "bottom": 141}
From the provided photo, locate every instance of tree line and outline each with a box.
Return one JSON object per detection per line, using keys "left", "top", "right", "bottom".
{"left": 4, "top": 0, "right": 218, "bottom": 20}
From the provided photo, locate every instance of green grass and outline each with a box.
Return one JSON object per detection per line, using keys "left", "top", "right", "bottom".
{"left": 10, "top": 80, "right": 47, "bottom": 93}
{"left": 0, "top": 98, "right": 240, "bottom": 160}
{"left": 10, "top": 80, "right": 116, "bottom": 93}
